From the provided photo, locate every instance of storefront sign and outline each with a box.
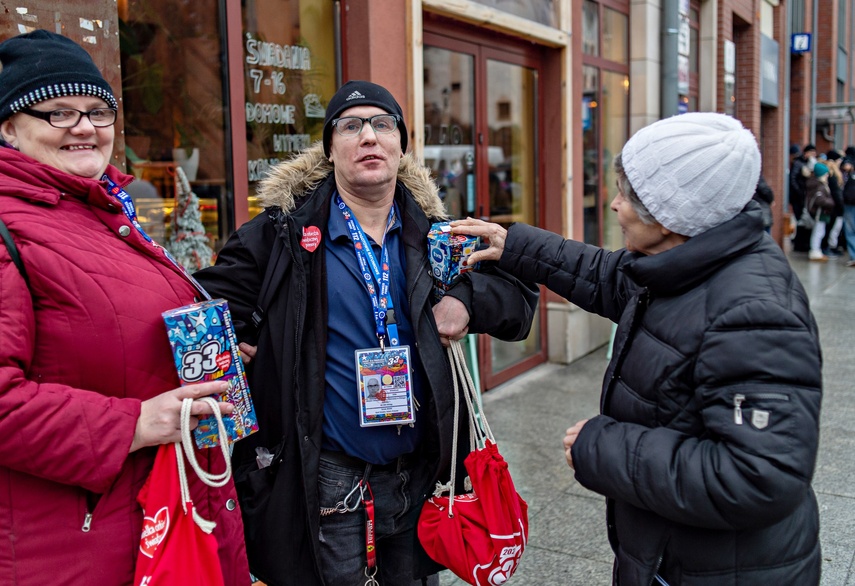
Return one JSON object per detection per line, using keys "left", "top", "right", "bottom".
{"left": 241, "top": 0, "right": 335, "bottom": 184}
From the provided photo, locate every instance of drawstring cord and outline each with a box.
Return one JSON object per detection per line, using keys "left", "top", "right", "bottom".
{"left": 433, "top": 340, "right": 495, "bottom": 518}
{"left": 175, "top": 396, "right": 233, "bottom": 533}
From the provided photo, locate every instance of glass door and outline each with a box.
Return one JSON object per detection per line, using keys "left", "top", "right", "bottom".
{"left": 423, "top": 28, "right": 546, "bottom": 389}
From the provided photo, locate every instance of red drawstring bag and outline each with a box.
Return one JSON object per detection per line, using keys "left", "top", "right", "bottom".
{"left": 418, "top": 341, "right": 529, "bottom": 585}
{"left": 134, "top": 397, "right": 233, "bottom": 586}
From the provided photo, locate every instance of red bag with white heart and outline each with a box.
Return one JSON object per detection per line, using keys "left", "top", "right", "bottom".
{"left": 133, "top": 397, "right": 233, "bottom": 586}
{"left": 418, "top": 341, "right": 528, "bottom": 585}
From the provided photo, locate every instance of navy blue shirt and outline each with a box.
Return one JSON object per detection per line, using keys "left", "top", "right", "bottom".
{"left": 322, "top": 194, "right": 426, "bottom": 464}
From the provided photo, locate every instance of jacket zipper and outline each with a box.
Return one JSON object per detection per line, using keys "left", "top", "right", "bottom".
{"left": 650, "top": 554, "right": 667, "bottom": 586}
{"left": 733, "top": 392, "right": 789, "bottom": 425}
{"left": 81, "top": 490, "right": 101, "bottom": 532}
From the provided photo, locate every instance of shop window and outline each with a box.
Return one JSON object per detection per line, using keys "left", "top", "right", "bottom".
{"left": 601, "top": 71, "right": 628, "bottom": 252}
{"left": 119, "top": 0, "right": 229, "bottom": 258}
{"left": 679, "top": 0, "right": 700, "bottom": 112}
{"left": 582, "top": 65, "right": 599, "bottom": 245}
{"left": 468, "top": 0, "right": 556, "bottom": 27}
{"left": 602, "top": 8, "right": 627, "bottom": 64}
{"left": 581, "top": 0, "right": 628, "bottom": 247}
{"left": 241, "top": 0, "right": 337, "bottom": 218}
{"left": 582, "top": 0, "right": 599, "bottom": 56}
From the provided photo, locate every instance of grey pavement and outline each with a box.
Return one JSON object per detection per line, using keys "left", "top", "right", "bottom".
{"left": 439, "top": 250, "right": 855, "bottom": 586}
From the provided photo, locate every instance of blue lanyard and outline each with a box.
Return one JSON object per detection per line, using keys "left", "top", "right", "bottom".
{"left": 103, "top": 174, "right": 211, "bottom": 300}
{"left": 334, "top": 193, "right": 399, "bottom": 350}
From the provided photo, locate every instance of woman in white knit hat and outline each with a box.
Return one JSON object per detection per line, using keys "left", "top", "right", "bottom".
{"left": 454, "top": 112, "right": 822, "bottom": 585}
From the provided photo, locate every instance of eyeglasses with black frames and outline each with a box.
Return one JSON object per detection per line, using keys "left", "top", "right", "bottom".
{"left": 332, "top": 114, "right": 399, "bottom": 136}
{"left": 19, "top": 107, "right": 118, "bottom": 129}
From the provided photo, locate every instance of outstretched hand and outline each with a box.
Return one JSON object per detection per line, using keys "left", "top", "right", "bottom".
{"left": 450, "top": 218, "right": 508, "bottom": 265}
{"left": 130, "top": 381, "right": 234, "bottom": 453}
{"left": 563, "top": 419, "right": 589, "bottom": 470}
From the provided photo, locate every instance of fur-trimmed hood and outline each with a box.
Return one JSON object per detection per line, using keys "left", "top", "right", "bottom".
{"left": 257, "top": 141, "right": 447, "bottom": 219}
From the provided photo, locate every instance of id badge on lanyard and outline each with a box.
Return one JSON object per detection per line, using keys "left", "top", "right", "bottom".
{"left": 335, "top": 194, "right": 415, "bottom": 428}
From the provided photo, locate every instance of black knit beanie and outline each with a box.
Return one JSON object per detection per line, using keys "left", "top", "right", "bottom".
{"left": 0, "top": 30, "right": 117, "bottom": 123}
{"left": 322, "top": 80, "right": 408, "bottom": 158}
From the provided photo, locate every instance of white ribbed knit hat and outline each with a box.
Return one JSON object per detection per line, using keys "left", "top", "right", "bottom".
{"left": 621, "top": 112, "right": 761, "bottom": 237}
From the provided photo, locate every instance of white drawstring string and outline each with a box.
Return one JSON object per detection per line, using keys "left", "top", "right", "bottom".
{"left": 439, "top": 339, "right": 495, "bottom": 518}
{"left": 174, "top": 396, "right": 233, "bottom": 533}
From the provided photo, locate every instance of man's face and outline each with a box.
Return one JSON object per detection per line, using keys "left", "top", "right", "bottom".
{"left": 329, "top": 105, "right": 402, "bottom": 198}
{"left": 804, "top": 149, "right": 817, "bottom": 160}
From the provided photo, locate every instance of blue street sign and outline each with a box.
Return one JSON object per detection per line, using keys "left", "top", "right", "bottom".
{"left": 791, "top": 33, "right": 811, "bottom": 54}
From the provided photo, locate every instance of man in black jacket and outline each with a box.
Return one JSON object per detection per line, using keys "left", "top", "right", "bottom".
{"left": 195, "top": 81, "right": 537, "bottom": 586}
{"left": 456, "top": 113, "right": 822, "bottom": 585}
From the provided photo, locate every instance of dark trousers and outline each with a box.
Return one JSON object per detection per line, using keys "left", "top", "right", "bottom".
{"left": 317, "top": 454, "right": 439, "bottom": 586}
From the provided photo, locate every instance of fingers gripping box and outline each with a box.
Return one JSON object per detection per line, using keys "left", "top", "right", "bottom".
{"left": 162, "top": 299, "right": 258, "bottom": 448}
{"left": 427, "top": 222, "right": 480, "bottom": 300}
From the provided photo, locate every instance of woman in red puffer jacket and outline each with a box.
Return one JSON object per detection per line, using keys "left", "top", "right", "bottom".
{"left": 0, "top": 30, "right": 249, "bottom": 586}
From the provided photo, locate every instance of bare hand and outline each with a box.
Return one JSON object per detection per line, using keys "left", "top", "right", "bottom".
{"left": 432, "top": 295, "right": 470, "bottom": 347}
{"left": 130, "top": 381, "right": 234, "bottom": 453}
{"left": 563, "top": 419, "right": 589, "bottom": 470}
{"left": 239, "top": 342, "right": 257, "bottom": 364}
{"left": 450, "top": 218, "right": 508, "bottom": 265}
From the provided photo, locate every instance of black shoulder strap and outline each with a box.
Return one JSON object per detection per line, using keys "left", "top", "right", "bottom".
{"left": 251, "top": 222, "right": 288, "bottom": 331}
{"left": 0, "top": 216, "right": 29, "bottom": 288}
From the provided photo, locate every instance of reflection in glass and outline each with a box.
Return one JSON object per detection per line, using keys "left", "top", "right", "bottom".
{"left": 486, "top": 60, "right": 536, "bottom": 227}
{"left": 486, "top": 59, "right": 540, "bottom": 373}
{"left": 601, "top": 71, "right": 628, "bottom": 252}
{"left": 120, "top": 0, "right": 229, "bottom": 253}
{"left": 468, "top": 0, "right": 556, "bottom": 27}
{"left": 582, "top": 1, "right": 599, "bottom": 56}
{"left": 423, "top": 47, "right": 476, "bottom": 219}
{"left": 582, "top": 66, "right": 599, "bottom": 245}
{"left": 602, "top": 8, "right": 628, "bottom": 64}
{"left": 243, "top": 0, "right": 337, "bottom": 217}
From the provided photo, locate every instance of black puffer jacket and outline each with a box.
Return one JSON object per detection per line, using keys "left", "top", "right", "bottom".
{"left": 500, "top": 202, "right": 822, "bottom": 585}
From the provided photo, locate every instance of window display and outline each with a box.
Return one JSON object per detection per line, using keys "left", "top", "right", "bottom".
{"left": 242, "top": 0, "right": 336, "bottom": 218}
{"left": 119, "top": 0, "right": 229, "bottom": 259}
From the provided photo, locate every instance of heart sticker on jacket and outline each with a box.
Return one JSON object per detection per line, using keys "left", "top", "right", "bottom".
{"left": 301, "top": 226, "right": 322, "bottom": 252}
{"left": 139, "top": 506, "right": 170, "bottom": 558}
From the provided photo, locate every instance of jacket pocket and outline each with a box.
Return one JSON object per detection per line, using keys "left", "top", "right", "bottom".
{"left": 731, "top": 391, "right": 789, "bottom": 430}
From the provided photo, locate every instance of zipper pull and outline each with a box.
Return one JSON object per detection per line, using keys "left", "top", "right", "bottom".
{"left": 81, "top": 512, "right": 93, "bottom": 532}
{"left": 733, "top": 394, "right": 745, "bottom": 425}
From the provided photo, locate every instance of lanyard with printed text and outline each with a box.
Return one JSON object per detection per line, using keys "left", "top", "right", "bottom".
{"left": 103, "top": 174, "right": 211, "bottom": 300}
{"left": 335, "top": 193, "right": 399, "bottom": 350}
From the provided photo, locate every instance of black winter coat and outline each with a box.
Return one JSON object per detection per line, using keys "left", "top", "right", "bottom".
{"left": 499, "top": 202, "right": 822, "bottom": 585}
{"left": 195, "top": 144, "right": 538, "bottom": 586}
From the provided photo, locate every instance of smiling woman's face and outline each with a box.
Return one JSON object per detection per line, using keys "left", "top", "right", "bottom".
{"left": 0, "top": 95, "right": 115, "bottom": 179}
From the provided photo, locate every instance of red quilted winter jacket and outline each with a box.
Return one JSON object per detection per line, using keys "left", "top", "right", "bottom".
{"left": 0, "top": 146, "right": 249, "bottom": 586}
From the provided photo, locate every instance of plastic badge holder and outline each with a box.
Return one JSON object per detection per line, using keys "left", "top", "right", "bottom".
{"left": 427, "top": 221, "right": 480, "bottom": 300}
{"left": 163, "top": 299, "right": 259, "bottom": 448}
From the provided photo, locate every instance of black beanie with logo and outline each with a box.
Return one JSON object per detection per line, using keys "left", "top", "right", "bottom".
{"left": 0, "top": 30, "right": 117, "bottom": 123}
{"left": 322, "top": 80, "right": 408, "bottom": 158}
